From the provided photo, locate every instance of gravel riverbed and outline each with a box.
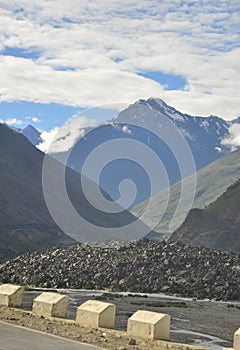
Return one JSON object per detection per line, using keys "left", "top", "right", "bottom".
{"left": 1, "top": 240, "right": 239, "bottom": 349}
{"left": 1, "top": 289, "right": 239, "bottom": 350}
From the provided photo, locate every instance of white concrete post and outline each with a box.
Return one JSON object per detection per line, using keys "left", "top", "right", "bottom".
{"left": 127, "top": 310, "right": 171, "bottom": 340}
{"left": 76, "top": 300, "right": 116, "bottom": 329}
{"left": 0, "top": 284, "right": 24, "bottom": 307}
{"left": 32, "top": 292, "right": 69, "bottom": 318}
{"left": 234, "top": 328, "right": 240, "bottom": 350}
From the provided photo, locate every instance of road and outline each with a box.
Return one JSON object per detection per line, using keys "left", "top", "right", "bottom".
{"left": 0, "top": 321, "right": 104, "bottom": 350}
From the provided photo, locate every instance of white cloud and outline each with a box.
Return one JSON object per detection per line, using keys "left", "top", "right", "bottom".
{"left": 26, "top": 116, "right": 41, "bottom": 123}
{"left": 221, "top": 124, "right": 240, "bottom": 150}
{"left": 31, "top": 117, "right": 41, "bottom": 123}
{"left": 37, "top": 115, "right": 98, "bottom": 153}
{"left": 0, "top": 117, "right": 24, "bottom": 125}
{"left": 37, "top": 127, "right": 60, "bottom": 153}
{"left": 0, "top": 55, "right": 165, "bottom": 107}
{"left": 0, "top": 1, "right": 239, "bottom": 118}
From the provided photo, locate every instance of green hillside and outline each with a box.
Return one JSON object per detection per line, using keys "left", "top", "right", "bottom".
{"left": 207, "top": 178, "right": 240, "bottom": 220}
{"left": 132, "top": 150, "right": 240, "bottom": 239}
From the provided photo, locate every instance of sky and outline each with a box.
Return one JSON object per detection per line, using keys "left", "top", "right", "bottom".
{"left": 0, "top": 0, "right": 239, "bottom": 133}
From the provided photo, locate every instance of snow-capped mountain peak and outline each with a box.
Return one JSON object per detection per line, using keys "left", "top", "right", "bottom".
{"left": 134, "top": 97, "right": 187, "bottom": 123}
{"left": 6, "top": 98, "right": 240, "bottom": 208}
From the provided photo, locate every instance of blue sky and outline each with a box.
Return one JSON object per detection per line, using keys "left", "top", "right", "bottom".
{"left": 0, "top": 0, "right": 239, "bottom": 136}
{"left": 0, "top": 101, "right": 83, "bottom": 130}
{"left": 138, "top": 72, "right": 187, "bottom": 91}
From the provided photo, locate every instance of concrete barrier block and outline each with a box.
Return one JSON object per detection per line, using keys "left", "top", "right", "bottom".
{"left": 0, "top": 284, "right": 24, "bottom": 307}
{"left": 76, "top": 300, "right": 116, "bottom": 329}
{"left": 127, "top": 310, "right": 171, "bottom": 340}
{"left": 32, "top": 292, "right": 69, "bottom": 318}
{"left": 234, "top": 328, "right": 240, "bottom": 350}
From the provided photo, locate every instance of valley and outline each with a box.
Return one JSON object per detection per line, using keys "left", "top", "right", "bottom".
{"left": 0, "top": 98, "right": 240, "bottom": 350}
{"left": 0, "top": 3, "right": 240, "bottom": 349}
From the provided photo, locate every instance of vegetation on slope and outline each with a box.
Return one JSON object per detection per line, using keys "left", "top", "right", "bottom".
{"left": 132, "top": 150, "right": 240, "bottom": 239}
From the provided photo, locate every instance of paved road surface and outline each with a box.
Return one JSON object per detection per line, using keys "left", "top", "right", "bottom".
{"left": 0, "top": 321, "right": 103, "bottom": 350}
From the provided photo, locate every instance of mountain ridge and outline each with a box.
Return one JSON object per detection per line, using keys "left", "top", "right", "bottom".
{"left": 49, "top": 97, "right": 239, "bottom": 207}
{"left": 11, "top": 124, "right": 42, "bottom": 146}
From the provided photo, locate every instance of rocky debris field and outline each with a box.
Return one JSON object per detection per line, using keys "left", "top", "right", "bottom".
{"left": 0, "top": 240, "right": 239, "bottom": 301}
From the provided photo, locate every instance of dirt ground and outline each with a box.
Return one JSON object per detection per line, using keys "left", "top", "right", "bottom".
{"left": 0, "top": 290, "right": 239, "bottom": 350}
{"left": 0, "top": 305, "right": 208, "bottom": 350}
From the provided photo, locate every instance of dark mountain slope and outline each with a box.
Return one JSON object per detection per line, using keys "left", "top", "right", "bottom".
{"left": 170, "top": 179, "right": 240, "bottom": 252}
{"left": 11, "top": 124, "right": 42, "bottom": 146}
{"left": 0, "top": 123, "right": 75, "bottom": 261}
{"left": 0, "top": 124, "right": 145, "bottom": 262}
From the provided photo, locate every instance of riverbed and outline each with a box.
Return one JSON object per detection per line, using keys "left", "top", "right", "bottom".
{"left": 21, "top": 289, "right": 239, "bottom": 349}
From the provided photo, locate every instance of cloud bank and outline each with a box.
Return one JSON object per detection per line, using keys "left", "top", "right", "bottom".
{"left": 0, "top": 0, "right": 239, "bottom": 119}
{"left": 37, "top": 115, "right": 98, "bottom": 153}
{"left": 0, "top": 117, "right": 23, "bottom": 125}
{"left": 221, "top": 123, "right": 240, "bottom": 150}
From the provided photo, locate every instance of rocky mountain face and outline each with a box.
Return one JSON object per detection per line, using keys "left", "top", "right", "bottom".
{"left": 11, "top": 124, "right": 42, "bottom": 146}
{"left": 51, "top": 98, "right": 239, "bottom": 207}
{"left": 170, "top": 178, "right": 240, "bottom": 252}
{"left": 0, "top": 124, "right": 146, "bottom": 262}
{"left": 0, "top": 240, "right": 239, "bottom": 301}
